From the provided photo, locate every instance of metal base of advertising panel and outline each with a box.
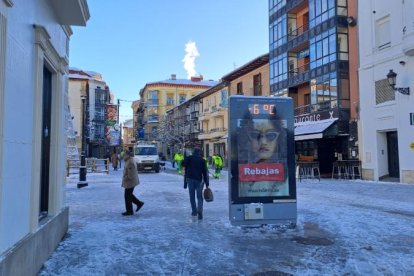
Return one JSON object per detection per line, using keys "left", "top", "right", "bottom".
{"left": 229, "top": 202, "right": 297, "bottom": 226}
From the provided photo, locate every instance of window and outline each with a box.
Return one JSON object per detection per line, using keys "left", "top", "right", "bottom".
{"left": 151, "top": 126, "right": 158, "bottom": 138}
{"left": 270, "top": 52, "right": 287, "bottom": 85}
{"left": 337, "top": 0, "right": 348, "bottom": 16}
{"left": 375, "top": 79, "right": 395, "bottom": 104}
{"left": 148, "top": 90, "right": 158, "bottom": 105}
{"left": 179, "top": 95, "right": 186, "bottom": 104}
{"left": 310, "top": 72, "right": 338, "bottom": 111}
{"left": 304, "top": 93, "right": 310, "bottom": 105}
{"left": 220, "top": 89, "right": 228, "bottom": 107}
{"left": 309, "top": 0, "right": 336, "bottom": 28}
{"left": 338, "top": 28, "right": 349, "bottom": 60}
{"left": 310, "top": 28, "right": 337, "bottom": 69}
{"left": 237, "top": 82, "right": 243, "bottom": 95}
{"left": 376, "top": 16, "right": 391, "bottom": 50}
{"left": 166, "top": 95, "right": 174, "bottom": 105}
{"left": 253, "top": 74, "right": 262, "bottom": 96}
{"left": 270, "top": 14, "right": 287, "bottom": 51}
{"left": 269, "top": 0, "right": 286, "bottom": 16}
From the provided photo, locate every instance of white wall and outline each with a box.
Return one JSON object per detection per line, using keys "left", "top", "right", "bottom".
{"left": 0, "top": 0, "right": 70, "bottom": 254}
{"left": 359, "top": 0, "right": 414, "bottom": 182}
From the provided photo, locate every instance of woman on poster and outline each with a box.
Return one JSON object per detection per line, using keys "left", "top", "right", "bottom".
{"left": 237, "top": 111, "right": 289, "bottom": 197}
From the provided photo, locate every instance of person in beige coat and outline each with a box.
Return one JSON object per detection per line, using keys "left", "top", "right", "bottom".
{"left": 122, "top": 151, "right": 144, "bottom": 216}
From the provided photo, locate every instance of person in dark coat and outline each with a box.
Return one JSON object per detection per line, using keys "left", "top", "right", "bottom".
{"left": 182, "top": 148, "right": 209, "bottom": 220}
{"left": 121, "top": 151, "right": 144, "bottom": 216}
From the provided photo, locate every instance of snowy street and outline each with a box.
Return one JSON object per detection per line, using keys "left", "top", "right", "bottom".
{"left": 40, "top": 166, "right": 414, "bottom": 275}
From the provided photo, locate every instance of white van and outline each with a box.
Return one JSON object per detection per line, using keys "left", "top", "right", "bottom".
{"left": 133, "top": 143, "right": 160, "bottom": 173}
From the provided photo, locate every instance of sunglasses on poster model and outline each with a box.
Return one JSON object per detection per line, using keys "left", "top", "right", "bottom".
{"left": 247, "top": 130, "right": 279, "bottom": 141}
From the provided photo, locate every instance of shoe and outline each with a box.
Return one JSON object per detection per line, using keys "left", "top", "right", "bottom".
{"left": 191, "top": 211, "right": 197, "bottom": 216}
{"left": 198, "top": 211, "right": 203, "bottom": 220}
{"left": 136, "top": 202, "right": 144, "bottom": 212}
{"left": 122, "top": 212, "right": 133, "bottom": 216}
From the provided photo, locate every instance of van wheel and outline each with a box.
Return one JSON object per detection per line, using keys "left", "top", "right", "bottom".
{"left": 155, "top": 169, "right": 160, "bottom": 173}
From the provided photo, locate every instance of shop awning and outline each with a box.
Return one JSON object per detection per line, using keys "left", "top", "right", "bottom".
{"left": 294, "top": 118, "right": 338, "bottom": 141}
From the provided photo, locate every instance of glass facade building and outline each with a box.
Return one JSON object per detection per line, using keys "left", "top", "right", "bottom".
{"left": 269, "top": 0, "right": 358, "bottom": 174}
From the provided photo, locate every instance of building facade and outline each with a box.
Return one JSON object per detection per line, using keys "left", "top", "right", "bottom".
{"left": 131, "top": 99, "right": 140, "bottom": 141}
{"left": 137, "top": 75, "right": 217, "bottom": 145}
{"left": 0, "top": 1, "right": 89, "bottom": 274}
{"left": 358, "top": 0, "right": 414, "bottom": 183}
{"left": 223, "top": 53, "right": 270, "bottom": 97}
{"left": 163, "top": 54, "right": 270, "bottom": 164}
{"left": 69, "top": 69, "right": 113, "bottom": 158}
{"left": 122, "top": 118, "right": 135, "bottom": 152}
{"left": 269, "top": 0, "right": 359, "bottom": 175}
{"left": 197, "top": 82, "right": 229, "bottom": 161}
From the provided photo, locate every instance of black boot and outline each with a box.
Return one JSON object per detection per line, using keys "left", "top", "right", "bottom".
{"left": 136, "top": 201, "right": 144, "bottom": 212}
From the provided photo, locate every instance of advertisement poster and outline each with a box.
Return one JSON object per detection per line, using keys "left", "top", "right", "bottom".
{"left": 237, "top": 117, "right": 289, "bottom": 197}
{"left": 106, "top": 104, "right": 120, "bottom": 146}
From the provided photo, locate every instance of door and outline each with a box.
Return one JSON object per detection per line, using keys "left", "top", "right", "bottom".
{"left": 387, "top": 131, "right": 399, "bottom": 177}
{"left": 40, "top": 66, "right": 52, "bottom": 217}
{"left": 318, "top": 138, "right": 336, "bottom": 174}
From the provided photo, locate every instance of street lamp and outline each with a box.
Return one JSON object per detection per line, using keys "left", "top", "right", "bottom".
{"left": 77, "top": 95, "right": 88, "bottom": 188}
{"left": 387, "top": 69, "right": 410, "bottom": 95}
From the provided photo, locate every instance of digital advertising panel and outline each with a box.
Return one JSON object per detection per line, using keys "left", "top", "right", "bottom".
{"left": 228, "top": 96, "right": 297, "bottom": 226}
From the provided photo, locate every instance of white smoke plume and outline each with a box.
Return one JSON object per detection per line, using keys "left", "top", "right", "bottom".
{"left": 182, "top": 41, "right": 199, "bottom": 79}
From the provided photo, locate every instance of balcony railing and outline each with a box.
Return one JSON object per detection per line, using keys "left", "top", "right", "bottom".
{"left": 288, "top": 24, "right": 309, "bottom": 41}
{"left": 147, "top": 99, "right": 159, "bottom": 106}
{"left": 190, "top": 111, "right": 199, "bottom": 120}
{"left": 147, "top": 115, "right": 159, "bottom": 122}
{"left": 294, "top": 100, "right": 339, "bottom": 117}
{"left": 288, "top": 62, "right": 310, "bottom": 77}
{"left": 209, "top": 127, "right": 227, "bottom": 133}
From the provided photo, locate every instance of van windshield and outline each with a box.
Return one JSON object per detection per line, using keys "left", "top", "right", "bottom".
{"left": 135, "top": 147, "right": 157, "bottom": 155}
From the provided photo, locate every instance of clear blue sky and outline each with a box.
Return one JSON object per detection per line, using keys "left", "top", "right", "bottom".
{"left": 70, "top": 0, "right": 269, "bottom": 123}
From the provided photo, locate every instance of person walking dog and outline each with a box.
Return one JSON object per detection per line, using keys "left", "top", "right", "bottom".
{"left": 182, "top": 148, "right": 209, "bottom": 220}
{"left": 121, "top": 150, "right": 144, "bottom": 216}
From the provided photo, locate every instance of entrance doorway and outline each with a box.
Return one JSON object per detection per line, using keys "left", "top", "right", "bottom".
{"left": 387, "top": 131, "right": 399, "bottom": 178}
{"left": 40, "top": 66, "right": 52, "bottom": 217}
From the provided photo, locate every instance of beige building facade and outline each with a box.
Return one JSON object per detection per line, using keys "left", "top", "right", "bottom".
{"left": 198, "top": 83, "right": 229, "bottom": 162}
{"left": 223, "top": 54, "right": 270, "bottom": 96}
{"left": 138, "top": 75, "right": 217, "bottom": 143}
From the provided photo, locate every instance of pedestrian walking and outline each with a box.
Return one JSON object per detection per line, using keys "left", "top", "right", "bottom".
{"left": 111, "top": 151, "right": 119, "bottom": 171}
{"left": 104, "top": 150, "right": 111, "bottom": 171}
{"left": 174, "top": 151, "right": 184, "bottom": 174}
{"left": 121, "top": 150, "right": 144, "bottom": 216}
{"left": 182, "top": 148, "right": 209, "bottom": 220}
{"left": 119, "top": 149, "right": 125, "bottom": 169}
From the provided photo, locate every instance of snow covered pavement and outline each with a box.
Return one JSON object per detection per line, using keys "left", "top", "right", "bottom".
{"left": 39, "top": 169, "right": 414, "bottom": 275}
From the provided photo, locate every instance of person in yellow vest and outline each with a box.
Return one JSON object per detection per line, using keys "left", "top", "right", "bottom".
{"left": 174, "top": 151, "right": 184, "bottom": 174}
{"left": 212, "top": 153, "right": 223, "bottom": 178}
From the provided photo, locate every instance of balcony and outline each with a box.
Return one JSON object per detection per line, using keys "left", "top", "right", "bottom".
{"left": 287, "top": 63, "right": 311, "bottom": 87}
{"left": 147, "top": 114, "right": 159, "bottom": 123}
{"left": 190, "top": 111, "right": 199, "bottom": 120}
{"left": 211, "top": 106, "right": 226, "bottom": 117}
{"left": 294, "top": 100, "right": 339, "bottom": 117}
{"left": 198, "top": 128, "right": 227, "bottom": 140}
{"left": 50, "top": 0, "right": 90, "bottom": 26}
{"left": 286, "top": 0, "right": 307, "bottom": 12}
{"left": 147, "top": 99, "right": 159, "bottom": 106}
{"left": 198, "top": 111, "right": 209, "bottom": 121}
{"left": 288, "top": 24, "right": 309, "bottom": 50}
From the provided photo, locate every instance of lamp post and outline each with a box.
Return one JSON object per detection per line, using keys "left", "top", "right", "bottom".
{"left": 387, "top": 69, "right": 410, "bottom": 95}
{"left": 77, "top": 95, "right": 88, "bottom": 188}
